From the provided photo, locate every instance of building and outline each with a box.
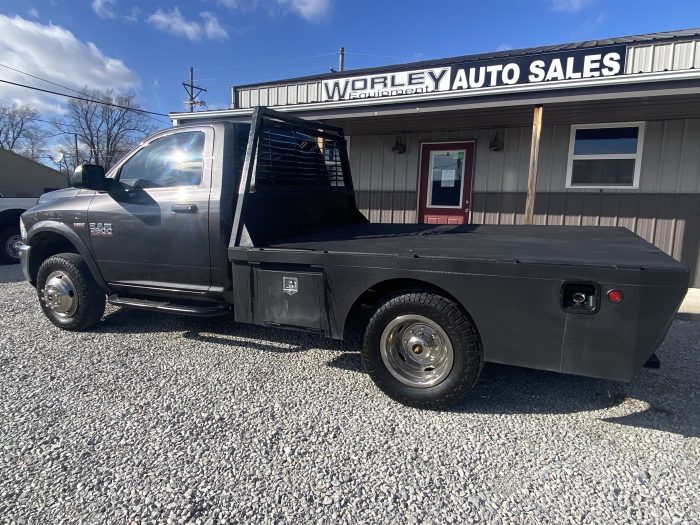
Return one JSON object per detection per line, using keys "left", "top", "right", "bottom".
{"left": 0, "top": 148, "right": 66, "bottom": 198}
{"left": 171, "top": 28, "right": 700, "bottom": 287}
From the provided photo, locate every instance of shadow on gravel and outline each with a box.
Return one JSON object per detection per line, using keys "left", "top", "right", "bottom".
{"left": 97, "top": 307, "right": 698, "bottom": 438}
{"left": 0, "top": 264, "right": 24, "bottom": 283}
{"left": 457, "top": 346, "right": 699, "bottom": 437}
{"left": 98, "top": 307, "right": 356, "bottom": 355}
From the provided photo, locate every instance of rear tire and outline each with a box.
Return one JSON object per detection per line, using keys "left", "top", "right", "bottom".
{"left": 0, "top": 226, "right": 22, "bottom": 264}
{"left": 362, "top": 291, "right": 483, "bottom": 409}
{"left": 36, "top": 253, "right": 106, "bottom": 331}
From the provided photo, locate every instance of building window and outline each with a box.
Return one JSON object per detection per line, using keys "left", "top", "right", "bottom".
{"left": 566, "top": 122, "right": 645, "bottom": 189}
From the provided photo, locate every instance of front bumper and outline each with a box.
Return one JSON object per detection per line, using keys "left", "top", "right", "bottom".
{"left": 18, "top": 244, "right": 32, "bottom": 285}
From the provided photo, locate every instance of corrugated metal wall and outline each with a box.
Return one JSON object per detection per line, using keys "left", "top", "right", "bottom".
{"left": 348, "top": 118, "right": 700, "bottom": 286}
{"left": 236, "top": 39, "right": 700, "bottom": 109}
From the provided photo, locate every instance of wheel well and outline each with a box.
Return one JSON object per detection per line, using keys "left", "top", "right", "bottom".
{"left": 26, "top": 232, "right": 79, "bottom": 284}
{"left": 0, "top": 209, "right": 25, "bottom": 229}
{"left": 343, "top": 278, "right": 469, "bottom": 341}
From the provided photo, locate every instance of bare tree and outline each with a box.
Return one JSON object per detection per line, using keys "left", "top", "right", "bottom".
{"left": 55, "top": 88, "right": 158, "bottom": 171}
{"left": 0, "top": 104, "right": 49, "bottom": 159}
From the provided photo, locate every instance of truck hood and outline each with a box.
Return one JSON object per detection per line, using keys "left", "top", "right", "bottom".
{"left": 37, "top": 187, "right": 83, "bottom": 204}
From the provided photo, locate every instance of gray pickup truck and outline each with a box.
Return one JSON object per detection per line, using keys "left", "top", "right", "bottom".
{"left": 18, "top": 108, "right": 689, "bottom": 408}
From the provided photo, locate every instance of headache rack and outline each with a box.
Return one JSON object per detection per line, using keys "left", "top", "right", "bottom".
{"left": 231, "top": 107, "right": 366, "bottom": 248}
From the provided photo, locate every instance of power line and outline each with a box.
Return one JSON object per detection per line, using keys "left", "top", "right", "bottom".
{"left": 0, "top": 63, "right": 170, "bottom": 126}
{"left": 344, "top": 52, "right": 415, "bottom": 60}
{"left": 196, "top": 65, "right": 337, "bottom": 83}
{"left": 0, "top": 78, "right": 170, "bottom": 121}
{"left": 194, "top": 52, "right": 337, "bottom": 72}
{"left": 0, "top": 63, "right": 89, "bottom": 97}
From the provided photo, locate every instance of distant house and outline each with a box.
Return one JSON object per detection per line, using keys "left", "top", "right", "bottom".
{"left": 0, "top": 149, "right": 67, "bottom": 198}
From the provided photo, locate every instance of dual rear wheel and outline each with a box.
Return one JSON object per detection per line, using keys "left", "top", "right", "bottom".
{"left": 362, "top": 292, "right": 483, "bottom": 409}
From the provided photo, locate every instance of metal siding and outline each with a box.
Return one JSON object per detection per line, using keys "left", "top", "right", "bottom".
{"left": 673, "top": 41, "right": 695, "bottom": 69}
{"left": 277, "top": 86, "right": 287, "bottom": 106}
{"left": 308, "top": 82, "right": 319, "bottom": 104}
{"left": 652, "top": 43, "right": 674, "bottom": 72}
{"left": 298, "top": 84, "right": 308, "bottom": 104}
{"left": 679, "top": 119, "right": 700, "bottom": 193}
{"left": 259, "top": 88, "right": 269, "bottom": 107}
{"left": 626, "top": 40, "right": 700, "bottom": 74}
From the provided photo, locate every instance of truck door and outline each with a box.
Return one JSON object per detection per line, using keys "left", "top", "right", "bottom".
{"left": 87, "top": 127, "right": 213, "bottom": 290}
{"left": 418, "top": 142, "right": 474, "bottom": 225}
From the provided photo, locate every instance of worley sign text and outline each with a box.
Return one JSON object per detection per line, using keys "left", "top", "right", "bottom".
{"left": 322, "top": 46, "right": 626, "bottom": 102}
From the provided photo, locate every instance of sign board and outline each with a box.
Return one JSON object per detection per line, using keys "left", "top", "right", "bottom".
{"left": 322, "top": 45, "right": 627, "bottom": 102}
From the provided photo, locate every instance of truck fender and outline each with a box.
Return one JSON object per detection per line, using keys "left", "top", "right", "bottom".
{"left": 26, "top": 221, "right": 110, "bottom": 292}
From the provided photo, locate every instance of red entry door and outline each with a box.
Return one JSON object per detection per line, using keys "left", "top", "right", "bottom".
{"left": 418, "top": 142, "right": 475, "bottom": 224}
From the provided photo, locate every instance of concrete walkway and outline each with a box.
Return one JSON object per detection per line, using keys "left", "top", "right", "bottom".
{"left": 678, "top": 287, "right": 700, "bottom": 321}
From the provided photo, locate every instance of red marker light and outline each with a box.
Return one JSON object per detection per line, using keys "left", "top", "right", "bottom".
{"left": 607, "top": 290, "right": 623, "bottom": 303}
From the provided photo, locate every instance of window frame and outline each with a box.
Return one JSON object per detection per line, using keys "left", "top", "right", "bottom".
{"left": 565, "top": 122, "right": 645, "bottom": 190}
{"left": 425, "top": 148, "right": 467, "bottom": 210}
{"left": 108, "top": 126, "right": 213, "bottom": 190}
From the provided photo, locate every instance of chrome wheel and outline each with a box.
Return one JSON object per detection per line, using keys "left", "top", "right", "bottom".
{"left": 41, "top": 271, "right": 78, "bottom": 318}
{"left": 5, "top": 234, "right": 21, "bottom": 260}
{"left": 380, "top": 314, "right": 454, "bottom": 388}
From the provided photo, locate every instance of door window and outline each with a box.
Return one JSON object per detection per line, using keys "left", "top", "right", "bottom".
{"left": 119, "top": 131, "right": 205, "bottom": 188}
{"left": 427, "top": 150, "right": 465, "bottom": 208}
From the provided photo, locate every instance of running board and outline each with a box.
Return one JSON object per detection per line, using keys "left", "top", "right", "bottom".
{"left": 108, "top": 295, "right": 230, "bottom": 317}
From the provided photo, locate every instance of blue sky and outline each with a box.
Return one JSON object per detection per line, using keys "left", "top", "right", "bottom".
{"left": 0, "top": 0, "right": 699, "bottom": 122}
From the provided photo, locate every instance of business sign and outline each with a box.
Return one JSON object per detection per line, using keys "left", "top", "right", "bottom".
{"left": 322, "top": 67, "right": 451, "bottom": 102}
{"left": 321, "top": 46, "right": 627, "bottom": 102}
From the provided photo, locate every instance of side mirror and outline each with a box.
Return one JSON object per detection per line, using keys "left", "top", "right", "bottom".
{"left": 71, "top": 164, "right": 106, "bottom": 190}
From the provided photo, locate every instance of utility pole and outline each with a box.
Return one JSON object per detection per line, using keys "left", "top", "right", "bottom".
{"left": 182, "top": 66, "right": 207, "bottom": 112}
{"left": 74, "top": 133, "right": 79, "bottom": 170}
{"left": 339, "top": 47, "right": 345, "bottom": 72}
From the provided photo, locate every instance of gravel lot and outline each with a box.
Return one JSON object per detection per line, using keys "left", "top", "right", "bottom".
{"left": 0, "top": 263, "right": 698, "bottom": 525}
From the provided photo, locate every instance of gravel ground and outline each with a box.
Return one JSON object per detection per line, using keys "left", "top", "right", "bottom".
{"left": 0, "top": 263, "right": 698, "bottom": 525}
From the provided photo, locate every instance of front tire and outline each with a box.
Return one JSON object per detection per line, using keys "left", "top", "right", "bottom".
{"left": 362, "top": 291, "right": 483, "bottom": 409}
{"left": 0, "top": 226, "right": 22, "bottom": 264}
{"left": 36, "top": 253, "right": 106, "bottom": 331}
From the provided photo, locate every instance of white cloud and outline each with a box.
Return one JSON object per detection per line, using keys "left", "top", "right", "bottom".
{"left": 216, "top": 0, "right": 331, "bottom": 22}
{"left": 277, "top": 0, "right": 330, "bottom": 21}
{"left": 147, "top": 8, "right": 228, "bottom": 41}
{"left": 0, "top": 15, "right": 140, "bottom": 114}
{"left": 549, "top": 0, "right": 592, "bottom": 13}
{"left": 27, "top": 7, "right": 39, "bottom": 19}
{"left": 496, "top": 43, "right": 512, "bottom": 51}
{"left": 201, "top": 12, "right": 229, "bottom": 40}
{"left": 91, "top": 0, "right": 141, "bottom": 22}
{"left": 123, "top": 6, "right": 140, "bottom": 23}
{"left": 91, "top": 0, "right": 116, "bottom": 19}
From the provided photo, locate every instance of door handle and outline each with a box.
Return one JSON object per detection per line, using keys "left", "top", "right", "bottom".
{"left": 171, "top": 204, "right": 198, "bottom": 213}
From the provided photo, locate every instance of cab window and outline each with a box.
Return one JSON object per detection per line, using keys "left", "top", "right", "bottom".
{"left": 119, "top": 131, "right": 205, "bottom": 188}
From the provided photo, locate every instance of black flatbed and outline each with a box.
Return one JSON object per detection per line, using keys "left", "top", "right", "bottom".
{"left": 261, "top": 223, "right": 684, "bottom": 271}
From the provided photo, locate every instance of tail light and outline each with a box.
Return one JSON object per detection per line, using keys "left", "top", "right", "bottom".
{"left": 607, "top": 289, "right": 623, "bottom": 303}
